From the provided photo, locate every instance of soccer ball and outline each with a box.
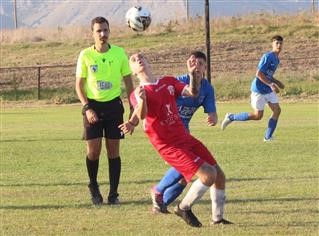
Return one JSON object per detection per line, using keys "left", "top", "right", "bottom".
{"left": 125, "top": 6, "right": 151, "bottom": 32}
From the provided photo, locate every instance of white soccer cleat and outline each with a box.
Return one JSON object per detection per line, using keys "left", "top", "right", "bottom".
{"left": 221, "top": 113, "right": 233, "bottom": 130}
{"left": 263, "top": 136, "right": 275, "bottom": 142}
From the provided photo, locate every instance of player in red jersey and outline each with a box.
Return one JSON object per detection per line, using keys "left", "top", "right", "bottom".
{"left": 119, "top": 53, "right": 232, "bottom": 227}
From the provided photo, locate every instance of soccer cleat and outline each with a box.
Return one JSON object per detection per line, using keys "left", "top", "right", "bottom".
{"left": 263, "top": 136, "right": 275, "bottom": 142}
{"left": 88, "top": 183, "right": 103, "bottom": 205}
{"left": 174, "top": 204, "right": 202, "bottom": 227}
{"left": 107, "top": 193, "right": 120, "bottom": 205}
{"left": 211, "top": 218, "right": 234, "bottom": 225}
{"left": 150, "top": 186, "right": 169, "bottom": 214}
{"left": 107, "top": 197, "right": 120, "bottom": 205}
{"left": 221, "top": 113, "right": 233, "bottom": 130}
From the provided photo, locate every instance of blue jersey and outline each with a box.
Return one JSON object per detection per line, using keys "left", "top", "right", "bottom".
{"left": 176, "top": 74, "right": 216, "bottom": 130}
{"left": 251, "top": 51, "right": 280, "bottom": 94}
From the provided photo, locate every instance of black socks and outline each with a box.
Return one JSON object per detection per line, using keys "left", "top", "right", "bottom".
{"left": 86, "top": 156, "right": 99, "bottom": 185}
{"left": 108, "top": 156, "right": 121, "bottom": 199}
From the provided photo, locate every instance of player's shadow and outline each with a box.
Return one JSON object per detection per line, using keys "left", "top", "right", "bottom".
{"left": 199, "top": 196, "right": 319, "bottom": 205}
{"left": 2, "top": 177, "right": 318, "bottom": 213}
{"left": 1, "top": 179, "right": 158, "bottom": 187}
{"left": 2, "top": 176, "right": 317, "bottom": 187}
{"left": 0, "top": 199, "right": 152, "bottom": 211}
{"left": 227, "top": 176, "right": 319, "bottom": 182}
{"left": 2, "top": 138, "right": 81, "bottom": 143}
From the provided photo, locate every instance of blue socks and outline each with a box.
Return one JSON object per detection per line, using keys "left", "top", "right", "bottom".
{"left": 155, "top": 167, "right": 185, "bottom": 206}
{"left": 265, "top": 118, "right": 278, "bottom": 140}
{"left": 229, "top": 112, "right": 249, "bottom": 121}
{"left": 163, "top": 183, "right": 186, "bottom": 206}
{"left": 229, "top": 113, "right": 278, "bottom": 140}
{"left": 156, "top": 168, "right": 182, "bottom": 193}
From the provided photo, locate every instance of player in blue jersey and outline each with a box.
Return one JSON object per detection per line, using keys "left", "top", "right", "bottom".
{"left": 221, "top": 35, "right": 285, "bottom": 141}
{"left": 150, "top": 51, "right": 219, "bottom": 214}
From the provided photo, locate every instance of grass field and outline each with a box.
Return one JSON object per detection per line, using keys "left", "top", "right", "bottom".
{"left": 1, "top": 101, "right": 318, "bottom": 235}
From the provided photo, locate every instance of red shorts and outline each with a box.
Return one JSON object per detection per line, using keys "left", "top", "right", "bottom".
{"left": 156, "top": 135, "right": 217, "bottom": 182}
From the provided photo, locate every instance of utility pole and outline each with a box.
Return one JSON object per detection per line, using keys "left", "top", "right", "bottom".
{"left": 205, "top": 0, "right": 211, "bottom": 83}
{"left": 186, "top": 0, "right": 190, "bottom": 20}
{"left": 13, "top": 0, "right": 18, "bottom": 29}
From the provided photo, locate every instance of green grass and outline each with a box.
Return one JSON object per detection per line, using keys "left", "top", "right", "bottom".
{"left": 1, "top": 102, "right": 318, "bottom": 235}
{"left": 0, "top": 88, "right": 79, "bottom": 103}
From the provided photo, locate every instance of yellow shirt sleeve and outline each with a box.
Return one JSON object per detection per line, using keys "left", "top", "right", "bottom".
{"left": 76, "top": 50, "right": 87, "bottom": 79}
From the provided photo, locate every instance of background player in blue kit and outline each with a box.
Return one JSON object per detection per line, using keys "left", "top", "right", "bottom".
{"left": 221, "top": 35, "right": 285, "bottom": 141}
{"left": 150, "top": 51, "right": 218, "bottom": 213}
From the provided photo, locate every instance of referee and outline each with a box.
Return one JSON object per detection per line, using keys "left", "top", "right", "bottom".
{"left": 75, "top": 16, "right": 134, "bottom": 205}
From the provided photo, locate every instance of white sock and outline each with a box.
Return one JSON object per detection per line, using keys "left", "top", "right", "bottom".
{"left": 210, "top": 187, "right": 225, "bottom": 222}
{"left": 179, "top": 179, "right": 209, "bottom": 210}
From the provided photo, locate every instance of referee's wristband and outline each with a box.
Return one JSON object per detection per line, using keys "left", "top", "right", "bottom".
{"left": 82, "top": 103, "right": 90, "bottom": 115}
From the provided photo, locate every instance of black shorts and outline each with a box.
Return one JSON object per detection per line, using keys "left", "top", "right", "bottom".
{"left": 83, "top": 97, "right": 125, "bottom": 140}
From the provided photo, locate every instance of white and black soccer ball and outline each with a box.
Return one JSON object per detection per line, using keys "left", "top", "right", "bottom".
{"left": 125, "top": 6, "right": 151, "bottom": 32}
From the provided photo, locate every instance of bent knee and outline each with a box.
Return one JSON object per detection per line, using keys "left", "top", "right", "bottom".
{"left": 199, "top": 166, "right": 217, "bottom": 186}
{"left": 201, "top": 176, "right": 215, "bottom": 186}
{"left": 252, "top": 114, "right": 263, "bottom": 120}
{"left": 250, "top": 110, "right": 263, "bottom": 120}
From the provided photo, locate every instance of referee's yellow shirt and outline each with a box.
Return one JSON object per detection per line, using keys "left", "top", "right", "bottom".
{"left": 76, "top": 45, "right": 131, "bottom": 102}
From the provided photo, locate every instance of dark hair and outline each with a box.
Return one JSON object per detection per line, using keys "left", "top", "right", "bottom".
{"left": 272, "top": 35, "right": 283, "bottom": 42}
{"left": 190, "top": 51, "right": 206, "bottom": 62}
{"left": 91, "top": 17, "right": 109, "bottom": 31}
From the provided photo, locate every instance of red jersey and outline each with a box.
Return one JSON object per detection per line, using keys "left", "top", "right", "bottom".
{"left": 130, "top": 76, "right": 190, "bottom": 149}
{"left": 130, "top": 76, "right": 217, "bottom": 182}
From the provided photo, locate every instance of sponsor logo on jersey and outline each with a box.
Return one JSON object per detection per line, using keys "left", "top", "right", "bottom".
{"left": 165, "top": 104, "right": 173, "bottom": 115}
{"left": 97, "top": 81, "right": 112, "bottom": 90}
{"left": 167, "top": 85, "right": 175, "bottom": 96}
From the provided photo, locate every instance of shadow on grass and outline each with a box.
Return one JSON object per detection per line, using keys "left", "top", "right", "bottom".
{"left": 231, "top": 209, "right": 319, "bottom": 215}
{"left": 0, "top": 200, "right": 152, "bottom": 210}
{"left": 2, "top": 176, "right": 318, "bottom": 187}
{"left": 228, "top": 197, "right": 319, "bottom": 204}
{"left": 1, "top": 197, "right": 319, "bottom": 212}
{"left": 233, "top": 221, "right": 319, "bottom": 227}
{"left": 199, "top": 197, "right": 319, "bottom": 205}
{"left": 1, "top": 179, "right": 160, "bottom": 187}
{"left": 2, "top": 138, "right": 81, "bottom": 142}
{"left": 228, "top": 176, "right": 319, "bottom": 182}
